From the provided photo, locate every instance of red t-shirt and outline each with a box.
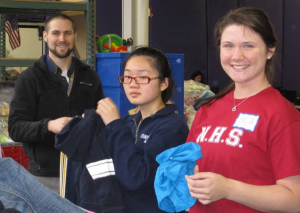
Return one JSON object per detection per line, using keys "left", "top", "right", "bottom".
{"left": 187, "top": 87, "right": 300, "bottom": 213}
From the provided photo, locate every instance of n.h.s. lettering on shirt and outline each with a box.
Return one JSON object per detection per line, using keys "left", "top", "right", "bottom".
{"left": 195, "top": 113, "right": 259, "bottom": 149}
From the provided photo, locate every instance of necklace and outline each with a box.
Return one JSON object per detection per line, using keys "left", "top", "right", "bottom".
{"left": 232, "top": 95, "right": 254, "bottom": 111}
{"left": 232, "top": 85, "right": 271, "bottom": 111}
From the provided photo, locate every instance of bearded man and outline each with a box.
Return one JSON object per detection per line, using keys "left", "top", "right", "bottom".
{"left": 8, "top": 14, "right": 104, "bottom": 193}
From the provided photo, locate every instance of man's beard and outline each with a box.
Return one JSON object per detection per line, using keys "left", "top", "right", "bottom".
{"left": 49, "top": 45, "right": 73, "bottom": 59}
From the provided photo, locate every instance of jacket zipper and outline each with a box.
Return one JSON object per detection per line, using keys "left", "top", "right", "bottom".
{"left": 134, "top": 119, "right": 143, "bottom": 144}
{"left": 80, "top": 82, "right": 92, "bottom": 86}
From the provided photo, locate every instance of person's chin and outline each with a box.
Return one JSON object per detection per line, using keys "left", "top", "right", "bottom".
{"left": 127, "top": 98, "right": 140, "bottom": 106}
{"left": 56, "top": 51, "right": 72, "bottom": 59}
{"left": 50, "top": 48, "right": 73, "bottom": 59}
{"left": 58, "top": 53, "right": 69, "bottom": 58}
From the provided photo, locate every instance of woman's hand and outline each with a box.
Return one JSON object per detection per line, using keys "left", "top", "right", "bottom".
{"left": 96, "top": 98, "right": 121, "bottom": 125}
{"left": 186, "top": 166, "right": 300, "bottom": 212}
{"left": 185, "top": 165, "right": 230, "bottom": 205}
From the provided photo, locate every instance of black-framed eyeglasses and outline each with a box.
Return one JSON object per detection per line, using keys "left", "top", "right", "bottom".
{"left": 118, "top": 76, "right": 162, "bottom": 84}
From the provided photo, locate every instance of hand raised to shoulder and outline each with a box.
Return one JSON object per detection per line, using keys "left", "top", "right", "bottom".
{"left": 96, "top": 98, "right": 121, "bottom": 125}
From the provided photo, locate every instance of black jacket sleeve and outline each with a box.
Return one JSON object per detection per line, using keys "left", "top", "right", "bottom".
{"left": 8, "top": 70, "right": 52, "bottom": 143}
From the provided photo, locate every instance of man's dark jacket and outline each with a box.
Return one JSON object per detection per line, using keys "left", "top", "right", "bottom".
{"left": 8, "top": 55, "right": 104, "bottom": 177}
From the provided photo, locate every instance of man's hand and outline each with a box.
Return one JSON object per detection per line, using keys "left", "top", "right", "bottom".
{"left": 47, "top": 117, "right": 72, "bottom": 134}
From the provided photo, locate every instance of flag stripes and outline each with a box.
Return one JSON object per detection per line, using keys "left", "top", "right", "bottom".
{"left": 5, "top": 17, "right": 21, "bottom": 50}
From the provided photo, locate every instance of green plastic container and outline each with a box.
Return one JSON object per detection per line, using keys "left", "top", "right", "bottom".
{"left": 96, "top": 34, "right": 124, "bottom": 53}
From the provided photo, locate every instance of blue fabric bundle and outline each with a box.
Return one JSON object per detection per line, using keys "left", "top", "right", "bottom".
{"left": 154, "top": 142, "right": 203, "bottom": 212}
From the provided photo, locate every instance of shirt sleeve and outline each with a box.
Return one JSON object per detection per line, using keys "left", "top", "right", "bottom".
{"left": 269, "top": 120, "right": 300, "bottom": 180}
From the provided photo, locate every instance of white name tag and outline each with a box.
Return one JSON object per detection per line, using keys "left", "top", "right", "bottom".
{"left": 233, "top": 113, "right": 259, "bottom": 132}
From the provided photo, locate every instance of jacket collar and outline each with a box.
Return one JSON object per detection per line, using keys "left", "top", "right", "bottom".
{"left": 36, "top": 55, "right": 90, "bottom": 74}
{"left": 46, "top": 56, "right": 75, "bottom": 78}
{"left": 131, "top": 104, "right": 179, "bottom": 123}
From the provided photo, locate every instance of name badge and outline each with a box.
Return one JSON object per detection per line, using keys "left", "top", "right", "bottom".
{"left": 233, "top": 113, "right": 259, "bottom": 132}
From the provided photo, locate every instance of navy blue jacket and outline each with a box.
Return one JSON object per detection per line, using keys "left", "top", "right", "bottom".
{"left": 55, "top": 110, "right": 124, "bottom": 213}
{"left": 106, "top": 104, "right": 189, "bottom": 213}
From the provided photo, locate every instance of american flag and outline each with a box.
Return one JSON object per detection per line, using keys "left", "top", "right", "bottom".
{"left": 5, "top": 16, "right": 21, "bottom": 50}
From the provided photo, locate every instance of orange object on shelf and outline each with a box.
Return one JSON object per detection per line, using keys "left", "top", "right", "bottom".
{"left": 96, "top": 34, "right": 128, "bottom": 53}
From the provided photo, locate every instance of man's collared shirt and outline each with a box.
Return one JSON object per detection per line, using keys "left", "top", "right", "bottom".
{"left": 47, "top": 56, "right": 74, "bottom": 90}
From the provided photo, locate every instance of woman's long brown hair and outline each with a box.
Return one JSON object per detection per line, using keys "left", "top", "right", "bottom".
{"left": 201, "top": 7, "right": 278, "bottom": 107}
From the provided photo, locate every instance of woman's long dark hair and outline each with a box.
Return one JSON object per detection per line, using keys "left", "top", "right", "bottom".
{"left": 191, "top": 70, "right": 205, "bottom": 84}
{"left": 202, "top": 7, "right": 277, "bottom": 107}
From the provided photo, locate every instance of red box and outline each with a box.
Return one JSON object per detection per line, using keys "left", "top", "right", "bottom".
{"left": 1, "top": 143, "right": 29, "bottom": 170}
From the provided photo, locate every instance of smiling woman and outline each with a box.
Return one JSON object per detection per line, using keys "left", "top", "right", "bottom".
{"left": 185, "top": 7, "right": 300, "bottom": 213}
{"left": 220, "top": 25, "right": 274, "bottom": 94}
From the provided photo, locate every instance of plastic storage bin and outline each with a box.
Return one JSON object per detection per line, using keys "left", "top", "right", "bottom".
{"left": 96, "top": 52, "right": 184, "bottom": 117}
{"left": 1, "top": 142, "right": 29, "bottom": 169}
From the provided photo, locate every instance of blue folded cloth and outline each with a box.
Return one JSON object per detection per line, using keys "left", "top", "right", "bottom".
{"left": 154, "top": 142, "right": 202, "bottom": 213}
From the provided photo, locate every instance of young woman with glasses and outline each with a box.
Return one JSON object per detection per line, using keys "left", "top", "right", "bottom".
{"left": 96, "top": 47, "right": 189, "bottom": 213}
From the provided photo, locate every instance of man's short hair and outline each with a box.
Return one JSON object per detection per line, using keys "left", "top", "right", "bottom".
{"left": 44, "top": 14, "right": 77, "bottom": 33}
